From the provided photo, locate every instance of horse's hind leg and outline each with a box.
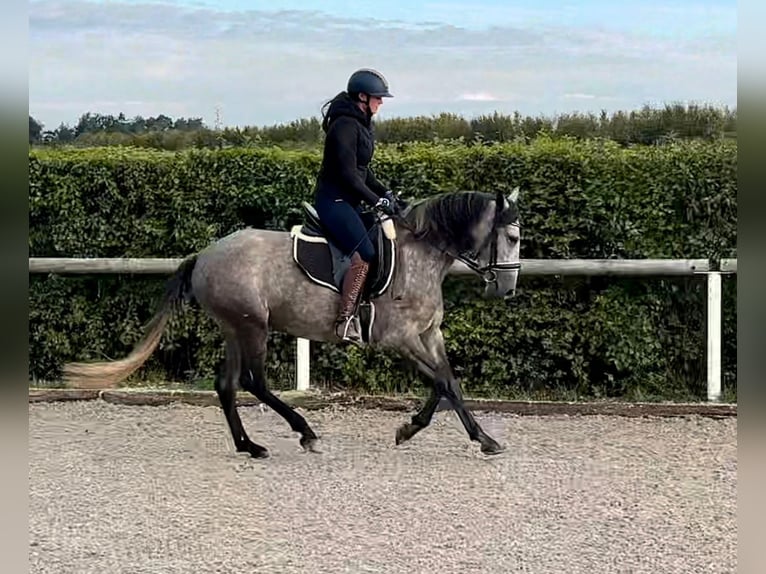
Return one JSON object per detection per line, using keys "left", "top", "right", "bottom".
{"left": 237, "top": 323, "right": 321, "bottom": 453}
{"left": 215, "top": 337, "right": 270, "bottom": 458}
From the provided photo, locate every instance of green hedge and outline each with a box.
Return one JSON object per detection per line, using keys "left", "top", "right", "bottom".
{"left": 28, "top": 137, "right": 737, "bottom": 400}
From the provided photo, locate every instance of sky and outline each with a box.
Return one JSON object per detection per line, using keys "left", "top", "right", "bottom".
{"left": 28, "top": 0, "right": 738, "bottom": 130}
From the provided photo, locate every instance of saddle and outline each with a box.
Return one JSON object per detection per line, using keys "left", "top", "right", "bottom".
{"left": 290, "top": 202, "right": 397, "bottom": 343}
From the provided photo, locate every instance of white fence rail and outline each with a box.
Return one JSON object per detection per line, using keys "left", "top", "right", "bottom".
{"left": 29, "top": 257, "right": 737, "bottom": 402}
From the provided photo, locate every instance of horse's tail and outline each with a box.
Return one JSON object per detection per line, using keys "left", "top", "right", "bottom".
{"left": 62, "top": 255, "right": 199, "bottom": 390}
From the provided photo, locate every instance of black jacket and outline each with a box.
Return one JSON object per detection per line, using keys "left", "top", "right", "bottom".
{"left": 315, "top": 93, "right": 388, "bottom": 207}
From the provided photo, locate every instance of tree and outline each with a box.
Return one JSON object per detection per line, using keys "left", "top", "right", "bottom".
{"left": 29, "top": 116, "right": 43, "bottom": 144}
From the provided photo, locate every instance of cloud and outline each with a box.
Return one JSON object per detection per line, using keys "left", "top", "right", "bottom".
{"left": 459, "top": 92, "right": 502, "bottom": 102}
{"left": 28, "top": 0, "right": 737, "bottom": 128}
{"left": 563, "top": 93, "right": 597, "bottom": 100}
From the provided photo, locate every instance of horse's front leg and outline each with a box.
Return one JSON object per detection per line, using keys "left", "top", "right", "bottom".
{"left": 396, "top": 325, "right": 504, "bottom": 455}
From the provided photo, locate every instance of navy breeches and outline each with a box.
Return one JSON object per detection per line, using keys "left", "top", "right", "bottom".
{"left": 315, "top": 195, "right": 376, "bottom": 263}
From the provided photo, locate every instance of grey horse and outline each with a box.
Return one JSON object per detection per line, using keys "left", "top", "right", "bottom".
{"left": 62, "top": 187, "right": 522, "bottom": 457}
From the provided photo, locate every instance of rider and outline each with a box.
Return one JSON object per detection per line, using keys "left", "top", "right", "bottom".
{"left": 313, "top": 68, "right": 399, "bottom": 343}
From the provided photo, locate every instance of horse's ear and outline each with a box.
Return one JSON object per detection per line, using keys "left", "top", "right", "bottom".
{"left": 508, "top": 186, "right": 520, "bottom": 204}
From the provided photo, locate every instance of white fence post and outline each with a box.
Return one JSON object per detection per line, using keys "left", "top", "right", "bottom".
{"left": 296, "top": 337, "right": 310, "bottom": 391}
{"left": 706, "top": 272, "right": 722, "bottom": 402}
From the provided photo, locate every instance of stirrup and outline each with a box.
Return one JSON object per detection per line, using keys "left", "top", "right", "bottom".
{"left": 336, "top": 316, "right": 363, "bottom": 343}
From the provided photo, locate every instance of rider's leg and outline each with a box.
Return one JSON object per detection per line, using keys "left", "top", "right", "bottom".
{"left": 335, "top": 250, "right": 369, "bottom": 341}
{"left": 315, "top": 197, "right": 375, "bottom": 341}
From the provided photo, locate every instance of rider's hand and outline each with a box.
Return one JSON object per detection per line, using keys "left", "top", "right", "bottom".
{"left": 382, "top": 190, "right": 406, "bottom": 214}
{"left": 375, "top": 195, "right": 396, "bottom": 216}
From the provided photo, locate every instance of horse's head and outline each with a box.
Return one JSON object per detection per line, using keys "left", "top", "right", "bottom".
{"left": 469, "top": 186, "right": 521, "bottom": 299}
{"left": 401, "top": 188, "right": 522, "bottom": 297}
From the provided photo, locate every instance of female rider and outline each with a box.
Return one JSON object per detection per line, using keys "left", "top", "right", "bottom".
{"left": 313, "top": 68, "right": 399, "bottom": 343}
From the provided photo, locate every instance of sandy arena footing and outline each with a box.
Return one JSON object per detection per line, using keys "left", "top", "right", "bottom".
{"left": 29, "top": 399, "right": 737, "bottom": 574}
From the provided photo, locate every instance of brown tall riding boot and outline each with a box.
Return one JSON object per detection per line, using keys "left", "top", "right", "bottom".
{"left": 335, "top": 252, "right": 369, "bottom": 343}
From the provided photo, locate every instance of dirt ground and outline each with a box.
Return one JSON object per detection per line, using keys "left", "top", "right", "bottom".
{"left": 29, "top": 400, "right": 737, "bottom": 574}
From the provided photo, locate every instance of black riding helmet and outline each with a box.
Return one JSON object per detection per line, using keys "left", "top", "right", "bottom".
{"left": 347, "top": 68, "right": 393, "bottom": 98}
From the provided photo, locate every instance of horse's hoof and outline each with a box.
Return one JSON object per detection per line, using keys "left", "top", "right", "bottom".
{"left": 480, "top": 440, "right": 505, "bottom": 456}
{"left": 395, "top": 423, "right": 417, "bottom": 445}
{"left": 249, "top": 447, "right": 270, "bottom": 459}
{"left": 301, "top": 437, "right": 322, "bottom": 454}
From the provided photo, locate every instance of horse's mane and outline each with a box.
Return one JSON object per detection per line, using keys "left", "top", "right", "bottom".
{"left": 402, "top": 190, "right": 515, "bottom": 253}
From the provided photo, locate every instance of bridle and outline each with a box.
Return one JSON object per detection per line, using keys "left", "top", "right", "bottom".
{"left": 390, "top": 188, "right": 522, "bottom": 286}
{"left": 452, "top": 188, "right": 522, "bottom": 285}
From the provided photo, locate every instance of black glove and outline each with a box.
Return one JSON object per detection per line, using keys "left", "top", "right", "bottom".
{"left": 375, "top": 195, "right": 396, "bottom": 216}
{"left": 381, "top": 190, "right": 407, "bottom": 214}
